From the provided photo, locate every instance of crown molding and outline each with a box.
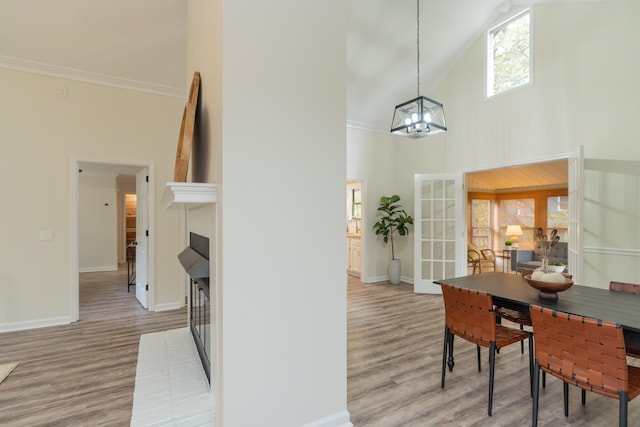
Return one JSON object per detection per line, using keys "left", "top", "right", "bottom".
{"left": 0, "top": 55, "right": 186, "bottom": 99}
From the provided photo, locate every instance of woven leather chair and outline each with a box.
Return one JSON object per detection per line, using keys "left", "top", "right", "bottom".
{"left": 495, "top": 269, "right": 572, "bottom": 355}
{"left": 610, "top": 281, "right": 640, "bottom": 358}
{"left": 610, "top": 281, "right": 640, "bottom": 295}
{"left": 494, "top": 269, "right": 535, "bottom": 354}
{"left": 530, "top": 305, "right": 640, "bottom": 427}
{"left": 441, "top": 282, "right": 532, "bottom": 416}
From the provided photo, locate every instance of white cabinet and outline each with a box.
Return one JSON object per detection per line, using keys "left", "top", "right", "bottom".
{"left": 347, "top": 236, "right": 361, "bottom": 275}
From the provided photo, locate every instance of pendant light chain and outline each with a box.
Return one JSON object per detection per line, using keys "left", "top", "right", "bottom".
{"left": 390, "top": 0, "right": 447, "bottom": 138}
{"left": 416, "top": 0, "right": 420, "bottom": 98}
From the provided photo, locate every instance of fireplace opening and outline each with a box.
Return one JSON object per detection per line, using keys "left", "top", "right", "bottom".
{"left": 178, "top": 232, "right": 211, "bottom": 383}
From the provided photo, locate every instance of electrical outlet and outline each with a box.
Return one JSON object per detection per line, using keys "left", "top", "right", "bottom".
{"left": 40, "top": 231, "right": 54, "bottom": 241}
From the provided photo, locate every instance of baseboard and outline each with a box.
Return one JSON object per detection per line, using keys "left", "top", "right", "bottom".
{"left": 365, "top": 275, "right": 388, "bottom": 283}
{"left": 301, "top": 410, "right": 352, "bottom": 427}
{"left": 0, "top": 316, "right": 71, "bottom": 333}
{"left": 154, "top": 302, "right": 185, "bottom": 312}
{"left": 364, "top": 275, "right": 414, "bottom": 285}
{"left": 414, "top": 281, "right": 443, "bottom": 294}
{"left": 79, "top": 265, "right": 118, "bottom": 273}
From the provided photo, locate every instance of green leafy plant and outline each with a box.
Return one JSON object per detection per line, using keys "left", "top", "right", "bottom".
{"left": 505, "top": 240, "right": 513, "bottom": 246}
{"left": 373, "top": 195, "right": 414, "bottom": 260}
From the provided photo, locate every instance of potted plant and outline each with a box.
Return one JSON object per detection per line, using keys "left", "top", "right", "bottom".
{"left": 373, "top": 194, "right": 414, "bottom": 284}
{"left": 505, "top": 240, "right": 513, "bottom": 249}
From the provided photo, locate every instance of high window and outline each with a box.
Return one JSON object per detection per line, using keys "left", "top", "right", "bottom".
{"left": 487, "top": 9, "right": 531, "bottom": 97}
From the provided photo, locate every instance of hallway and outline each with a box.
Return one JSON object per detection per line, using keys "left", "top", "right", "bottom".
{"left": 0, "top": 266, "right": 187, "bottom": 426}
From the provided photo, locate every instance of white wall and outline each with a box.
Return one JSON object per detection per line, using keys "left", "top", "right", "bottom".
{"left": 0, "top": 68, "right": 184, "bottom": 329}
{"left": 79, "top": 174, "right": 118, "bottom": 271}
{"left": 347, "top": 127, "right": 418, "bottom": 283}
{"left": 187, "top": 1, "right": 349, "bottom": 426}
{"left": 347, "top": 1, "right": 640, "bottom": 287}
{"left": 583, "top": 160, "right": 640, "bottom": 287}
{"left": 186, "top": 0, "right": 221, "bottom": 421}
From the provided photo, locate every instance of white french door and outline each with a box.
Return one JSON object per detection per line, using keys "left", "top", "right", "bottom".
{"left": 135, "top": 168, "right": 149, "bottom": 308}
{"left": 568, "top": 147, "right": 583, "bottom": 283}
{"left": 414, "top": 174, "right": 465, "bottom": 294}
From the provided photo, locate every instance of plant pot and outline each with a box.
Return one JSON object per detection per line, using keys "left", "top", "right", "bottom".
{"left": 388, "top": 259, "right": 401, "bottom": 284}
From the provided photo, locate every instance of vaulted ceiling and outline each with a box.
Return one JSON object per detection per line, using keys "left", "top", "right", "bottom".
{"left": 0, "top": 0, "right": 536, "bottom": 130}
{"left": 0, "top": 0, "right": 570, "bottom": 187}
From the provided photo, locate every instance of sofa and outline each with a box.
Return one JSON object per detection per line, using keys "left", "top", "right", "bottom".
{"left": 510, "top": 241, "right": 568, "bottom": 273}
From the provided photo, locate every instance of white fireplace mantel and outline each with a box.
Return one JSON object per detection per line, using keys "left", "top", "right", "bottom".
{"left": 163, "top": 182, "right": 217, "bottom": 210}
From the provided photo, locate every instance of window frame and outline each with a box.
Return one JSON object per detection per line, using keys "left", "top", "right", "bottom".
{"left": 468, "top": 188, "right": 568, "bottom": 251}
{"left": 486, "top": 8, "right": 533, "bottom": 98}
{"left": 469, "top": 198, "right": 494, "bottom": 249}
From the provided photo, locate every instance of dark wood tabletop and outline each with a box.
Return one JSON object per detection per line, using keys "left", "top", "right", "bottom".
{"left": 436, "top": 272, "right": 640, "bottom": 334}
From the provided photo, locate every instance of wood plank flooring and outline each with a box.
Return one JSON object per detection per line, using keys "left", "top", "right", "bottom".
{"left": 347, "top": 275, "right": 640, "bottom": 426}
{"left": 2, "top": 268, "right": 637, "bottom": 426}
{"left": 0, "top": 266, "right": 186, "bottom": 427}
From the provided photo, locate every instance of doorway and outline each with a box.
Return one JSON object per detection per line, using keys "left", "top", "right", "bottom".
{"left": 412, "top": 153, "right": 582, "bottom": 294}
{"left": 71, "top": 159, "right": 155, "bottom": 321}
{"left": 465, "top": 159, "right": 569, "bottom": 250}
{"left": 347, "top": 180, "right": 364, "bottom": 280}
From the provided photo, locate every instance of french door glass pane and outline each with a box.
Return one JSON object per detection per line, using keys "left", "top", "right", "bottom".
{"left": 421, "top": 220, "right": 432, "bottom": 239}
{"left": 421, "top": 241, "right": 432, "bottom": 258}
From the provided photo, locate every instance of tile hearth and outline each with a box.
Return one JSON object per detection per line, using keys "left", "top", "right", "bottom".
{"left": 131, "top": 327, "right": 214, "bottom": 427}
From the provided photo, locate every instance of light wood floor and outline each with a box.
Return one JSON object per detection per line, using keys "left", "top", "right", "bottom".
{"left": 2, "top": 269, "right": 637, "bottom": 426}
{"left": 347, "top": 275, "right": 640, "bottom": 426}
{"left": 0, "top": 266, "right": 187, "bottom": 427}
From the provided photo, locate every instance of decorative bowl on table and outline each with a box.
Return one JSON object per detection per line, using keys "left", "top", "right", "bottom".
{"left": 524, "top": 274, "right": 573, "bottom": 301}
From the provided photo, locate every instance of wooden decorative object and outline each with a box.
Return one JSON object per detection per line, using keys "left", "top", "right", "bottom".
{"left": 524, "top": 275, "right": 573, "bottom": 300}
{"left": 173, "top": 71, "right": 201, "bottom": 182}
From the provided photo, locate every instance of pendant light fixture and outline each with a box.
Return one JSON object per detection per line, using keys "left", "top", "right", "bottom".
{"left": 390, "top": 0, "right": 447, "bottom": 139}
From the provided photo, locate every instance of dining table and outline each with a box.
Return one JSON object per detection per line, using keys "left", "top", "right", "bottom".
{"left": 435, "top": 272, "right": 640, "bottom": 348}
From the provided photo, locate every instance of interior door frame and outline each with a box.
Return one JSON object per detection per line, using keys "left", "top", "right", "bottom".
{"left": 135, "top": 167, "right": 150, "bottom": 309}
{"left": 70, "top": 157, "right": 155, "bottom": 321}
{"left": 347, "top": 178, "right": 366, "bottom": 282}
{"left": 461, "top": 151, "right": 579, "bottom": 276}
{"left": 567, "top": 146, "right": 584, "bottom": 283}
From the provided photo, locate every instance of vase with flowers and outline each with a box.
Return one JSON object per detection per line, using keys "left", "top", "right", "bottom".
{"left": 534, "top": 227, "right": 560, "bottom": 273}
{"left": 525, "top": 227, "right": 572, "bottom": 300}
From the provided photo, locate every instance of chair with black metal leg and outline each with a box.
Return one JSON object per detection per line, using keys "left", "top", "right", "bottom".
{"left": 530, "top": 305, "right": 640, "bottom": 427}
{"left": 440, "top": 282, "right": 533, "bottom": 416}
